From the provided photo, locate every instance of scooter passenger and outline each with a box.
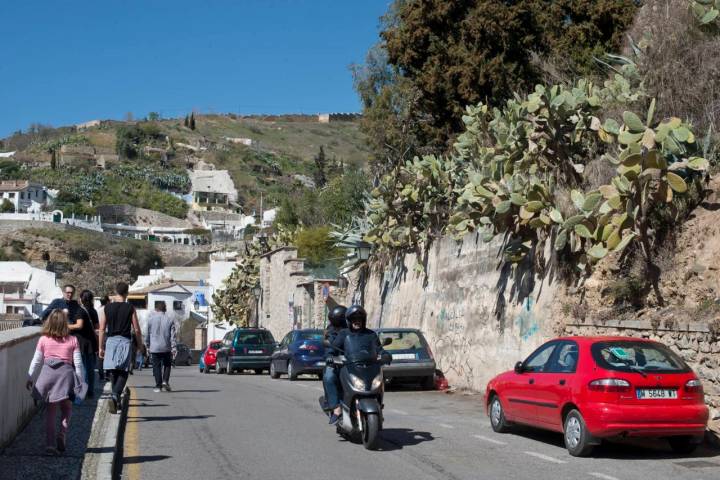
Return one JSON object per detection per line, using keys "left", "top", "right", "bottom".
{"left": 330, "top": 306, "right": 391, "bottom": 421}
{"left": 323, "top": 305, "right": 347, "bottom": 425}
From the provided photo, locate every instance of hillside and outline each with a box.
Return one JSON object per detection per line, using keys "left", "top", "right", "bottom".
{"left": 0, "top": 114, "right": 370, "bottom": 214}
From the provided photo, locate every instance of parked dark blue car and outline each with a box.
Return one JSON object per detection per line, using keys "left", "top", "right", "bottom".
{"left": 269, "top": 329, "right": 326, "bottom": 380}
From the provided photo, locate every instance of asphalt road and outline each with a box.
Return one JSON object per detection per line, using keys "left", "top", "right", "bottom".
{"left": 120, "top": 366, "right": 720, "bottom": 480}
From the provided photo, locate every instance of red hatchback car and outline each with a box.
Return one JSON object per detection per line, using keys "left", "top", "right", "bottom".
{"left": 202, "top": 340, "right": 223, "bottom": 373}
{"left": 485, "top": 336, "right": 708, "bottom": 457}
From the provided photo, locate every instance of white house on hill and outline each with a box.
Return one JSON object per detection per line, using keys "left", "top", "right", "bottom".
{"left": 0, "top": 262, "right": 62, "bottom": 320}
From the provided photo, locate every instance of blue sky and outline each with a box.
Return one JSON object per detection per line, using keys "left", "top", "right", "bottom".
{"left": 0, "top": 0, "right": 391, "bottom": 137}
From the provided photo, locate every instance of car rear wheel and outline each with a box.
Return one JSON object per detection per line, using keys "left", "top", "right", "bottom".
{"left": 489, "top": 395, "right": 511, "bottom": 433}
{"left": 270, "top": 361, "right": 280, "bottom": 379}
{"left": 668, "top": 436, "right": 699, "bottom": 455}
{"left": 422, "top": 375, "right": 435, "bottom": 390}
{"left": 203, "top": 366, "right": 210, "bottom": 374}
{"left": 287, "top": 360, "right": 298, "bottom": 381}
{"left": 564, "top": 410, "right": 594, "bottom": 457}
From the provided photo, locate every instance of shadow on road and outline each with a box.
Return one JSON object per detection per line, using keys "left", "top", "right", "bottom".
{"left": 505, "top": 426, "right": 720, "bottom": 461}
{"left": 123, "top": 455, "right": 172, "bottom": 464}
{"left": 129, "top": 415, "right": 215, "bottom": 423}
{"left": 377, "top": 428, "right": 435, "bottom": 451}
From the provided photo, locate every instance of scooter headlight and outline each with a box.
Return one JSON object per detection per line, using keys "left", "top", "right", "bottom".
{"left": 371, "top": 373, "right": 383, "bottom": 390}
{"left": 349, "top": 374, "right": 366, "bottom": 391}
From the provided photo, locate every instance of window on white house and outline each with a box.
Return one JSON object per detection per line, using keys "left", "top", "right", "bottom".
{"left": 173, "top": 301, "right": 183, "bottom": 311}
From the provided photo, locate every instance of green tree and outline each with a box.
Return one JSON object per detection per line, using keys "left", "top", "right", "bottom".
{"left": 313, "top": 145, "right": 327, "bottom": 187}
{"left": 319, "top": 168, "right": 370, "bottom": 227}
{"left": 357, "top": 0, "right": 638, "bottom": 161}
{"left": 0, "top": 199, "right": 15, "bottom": 213}
{"left": 148, "top": 112, "right": 160, "bottom": 121}
{"left": 295, "top": 226, "right": 341, "bottom": 266}
{"left": 189, "top": 113, "right": 196, "bottom": 130}
{"left": 275, "top": 196, "right": 300, "bottom": 228}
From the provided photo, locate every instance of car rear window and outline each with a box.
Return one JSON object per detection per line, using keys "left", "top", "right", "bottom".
{"left": 210, "top": 342, "right": 222, "bottom": 350}
{"left": 591, "top": 341, "right": 690, "bottom": 374}
{"left": 236, "top": 331, "right": 274, "bottom": 345}
{"left": 378, "top": 331, "right": 425, "bottom": 351}
{"left": 298, "top": 331, "right": 323, "bottom": 341}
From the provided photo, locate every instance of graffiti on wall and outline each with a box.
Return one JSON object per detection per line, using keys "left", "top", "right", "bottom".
{"left": 514, "top": 296, "right": 539, "bottom": 340}
{"left": 436, "top": 306, "right": 465, "bottom": 334}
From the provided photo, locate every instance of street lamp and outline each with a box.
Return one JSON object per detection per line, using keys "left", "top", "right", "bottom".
{"left": 357, "top": 244, "right": 372, "bottom": 261}
{"left": 194, "top": 299, "right": 200, "bottom": 311}
{"left": 252, "top": 283, "right": 262, "bottom": 328}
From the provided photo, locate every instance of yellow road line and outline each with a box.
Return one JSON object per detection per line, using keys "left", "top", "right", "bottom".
{"left": 125, "top": 386, "right": 141, "bottom": 480}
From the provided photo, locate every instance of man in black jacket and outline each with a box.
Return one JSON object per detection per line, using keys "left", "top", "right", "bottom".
{"left": 41, "top": 284, "right": 81, "bottom": 322}
{"left": 322, "top": 305, "right": 346, "bottom": 425}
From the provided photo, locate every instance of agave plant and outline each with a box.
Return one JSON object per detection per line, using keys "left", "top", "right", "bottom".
{"left": 691, "top": 0, "right": 720, "bottom": 25}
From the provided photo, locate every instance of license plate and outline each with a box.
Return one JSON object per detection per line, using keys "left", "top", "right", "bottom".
{"left": 248, "top": 350, "right": 263, "bottom": 354}
{"left": 392, "top": 353, "right": 417, "bottom": 360}
{"left": 315, "top": 361, "right": 325, "bottom": 366}
{"left": 636, "top": 389, "right": 677, "bottom": 399}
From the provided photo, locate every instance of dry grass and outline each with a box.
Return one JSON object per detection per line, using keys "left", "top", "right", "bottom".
{"left": 626, "top": 0, "right": 720, "bottom": 134}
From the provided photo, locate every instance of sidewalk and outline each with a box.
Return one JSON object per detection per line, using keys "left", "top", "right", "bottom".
{"left": 0, "top": 380, "right": 124, "bottom": 480}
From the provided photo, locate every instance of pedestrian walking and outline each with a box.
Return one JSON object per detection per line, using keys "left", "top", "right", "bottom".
{"left": 145, "top": 301, "right": 177, "bottom": 393}
{"left": 77, "top": 290, "right": 100, "bottom": 398}
{"left": 98, "top": 282, "right": 142, "bottom": 414}
{"left": 26, "top": 309, "right": 87, "bottom": 455}
{"left": 135, "top": 344, "right": 146, "bottom": 371}
{"left": 41, "top": 284, "right": 81, "bottom": 323}
{"left": 97, "top": 295, "right": 110, "bottom": 381}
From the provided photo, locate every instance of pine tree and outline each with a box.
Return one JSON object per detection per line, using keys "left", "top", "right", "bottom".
{"left": 313, "top": 145, "right": 327, "bottom": 188}
{"left": 189, "top": 113, "right": 196, "bottom": 130}
{"left": 183, "top": 115, "right": 189, "bottom": 128}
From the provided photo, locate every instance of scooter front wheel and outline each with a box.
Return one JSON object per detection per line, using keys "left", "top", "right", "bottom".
{"left": 361, "top": 413, "right": 380, "bottom": 450}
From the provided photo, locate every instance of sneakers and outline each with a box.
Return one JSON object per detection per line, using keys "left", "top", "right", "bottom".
{"left": 162, "top": 382, "right": 172, "bottom": 392}
{"left": 153, "top": 387, "right": 161, "bottom": 393}
{"left": 56, "top": 435, "right": 66, "bottom": 453}
{"left": 108, "top": 394, "right": 118, "bottom": 414}
{"left": 328, "top": 413, "right": 340, "bottom": 425}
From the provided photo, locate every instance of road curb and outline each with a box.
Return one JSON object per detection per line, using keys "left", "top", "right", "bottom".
{"left": 80, "top": 382, "right": 129, "bottom": 480}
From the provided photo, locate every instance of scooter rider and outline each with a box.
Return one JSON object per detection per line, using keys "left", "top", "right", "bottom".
{"left": 323, "top": 305, "right": 347, "bottom": 425}
{"left": 330, "top": 305, "right": 391, "bottom": 422}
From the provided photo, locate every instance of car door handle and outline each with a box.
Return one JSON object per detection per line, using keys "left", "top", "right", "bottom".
{"left": 528, "top": 379, "right": 534, "bottom": 385}
{"left": 559, "top": 379, "right": 566, "bottom": 385}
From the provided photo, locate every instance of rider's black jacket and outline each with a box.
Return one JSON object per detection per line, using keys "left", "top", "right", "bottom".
{"left": 324, "top": 325, "right": 347, "bottom": 357}
{"left": 331, "top": 327, "right": 390, "bottom": 364}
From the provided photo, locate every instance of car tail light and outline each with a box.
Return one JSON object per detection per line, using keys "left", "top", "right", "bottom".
{"left": 229, "top": 347, "right": 235, "bottom": 355}
{"left": 299, "top": 343, "right": 319, "bottom": 351}
{"left": 685, "top": 379, "right": 703, "bottom": 394}
{"left": 588, "top": 378, "right": 631, "bottom": 393}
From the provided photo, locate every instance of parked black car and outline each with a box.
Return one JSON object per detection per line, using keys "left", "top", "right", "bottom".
{"left": 270, "top": 329, "right": 325, "bottom": 380}
{"left": 376, "top": 328, "right": 436, "bottom": 389}
{"left": 215, "top": 328, "right": 276, "bottom": 374}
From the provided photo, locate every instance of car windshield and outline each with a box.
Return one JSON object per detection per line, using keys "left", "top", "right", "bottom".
{"left": 378, "top": 331, "right": 425, "bottom": 351}
{"left": 298, "top": 331, "right": 323, "bottom": 341}
{"left": 591, "top": 341, "right": 690, "bottom": 374}
{"left": 236, "top": 331, "right": 274, "bottom": 344}
{"left": 210, "top": 342, "right": 222, "bottom": 350}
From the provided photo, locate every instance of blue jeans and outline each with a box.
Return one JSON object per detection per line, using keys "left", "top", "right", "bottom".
{"left": 81, "top": 351, "right": 96, "bottom": 394}
{"left": 323, "top": 366, "right": 341, "bottom": 409}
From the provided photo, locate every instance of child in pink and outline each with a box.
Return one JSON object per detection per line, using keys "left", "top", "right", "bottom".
{"left": 27, "top": 310, "right": 86, "bottom": 455}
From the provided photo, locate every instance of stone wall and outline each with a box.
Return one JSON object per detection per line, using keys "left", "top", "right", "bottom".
{"left": 0, "top": 327, "right": 41, "bottom": 449}
{"left": 97, "top": 204, "right": 191, "bottom": 228}
{"left": 346, "top": 234, "right": 559, "bottom": 392}
{"left": 258, "top": 247, "right": 310, "bottom": 340}
{"left": 564, "top": 319, "right": 720, "bottom": 424}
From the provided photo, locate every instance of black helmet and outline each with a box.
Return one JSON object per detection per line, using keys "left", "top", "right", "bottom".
{"left": 328, "top": 305, "right": 347, "bottom": 328}
{"left": 345, "top": 305, "right": 367, "bottom": 330}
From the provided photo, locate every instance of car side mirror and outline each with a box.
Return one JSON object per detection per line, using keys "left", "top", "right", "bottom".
{"left": 383, "top": 337, "right": 393, "bottom": 346}
{"left": 514, "top": 361, "right": 524, "bottom": 374}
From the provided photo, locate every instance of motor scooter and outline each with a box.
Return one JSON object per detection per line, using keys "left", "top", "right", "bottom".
{"left": 319, "top": 339, "right": 391, "bottom": 450}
